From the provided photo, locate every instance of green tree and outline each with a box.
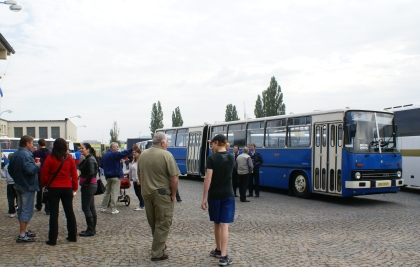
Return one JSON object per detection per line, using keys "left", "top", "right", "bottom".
{"left": 254, "top": 76, "right": 286, "bottom": 118}
{"left": 172, "top": 106, "right": 184, "bottom": 127}
{"left": 254, "top": 95, "right": 265, "bottom": 118}
{"left": 149, "top": 101, "right": 164, "bottom": 137}
{"left": 109, "top": 121, "right": 120, "bottom": 145}
{"left": 225, "top": 104, "right": 240, "bottom": 122}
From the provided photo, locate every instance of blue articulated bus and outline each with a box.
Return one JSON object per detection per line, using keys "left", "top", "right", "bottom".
{"left": 157, "top": 108, "right": 403, "bottom": 198}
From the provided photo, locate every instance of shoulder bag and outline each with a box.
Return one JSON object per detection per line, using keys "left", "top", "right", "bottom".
{"left": 42, "top": 158, "right": 65, "bottom": 204}
{"left": 95, "top": 177, "right": 106, "bottom": 195}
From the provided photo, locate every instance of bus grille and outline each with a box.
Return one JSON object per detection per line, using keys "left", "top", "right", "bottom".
{"left": 360, "top": 172, "right": 397, "bottom": 179}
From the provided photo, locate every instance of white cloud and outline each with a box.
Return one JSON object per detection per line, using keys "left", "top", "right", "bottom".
{"left": 0, "top": 0, "right": 419, "bottom": 141}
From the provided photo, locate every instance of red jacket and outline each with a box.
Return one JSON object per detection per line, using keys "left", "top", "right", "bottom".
{"left": 41, "top": 155, "right": 78, "bottom": 191}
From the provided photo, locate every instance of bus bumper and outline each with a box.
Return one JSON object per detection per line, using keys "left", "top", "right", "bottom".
{"left": 345, "top": 179, "right": 404, "bottom": 189}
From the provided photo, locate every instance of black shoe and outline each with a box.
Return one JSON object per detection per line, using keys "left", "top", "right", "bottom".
{"left": 45, "top": 241, "right": 56, "bottom": 246}
{"left": 79, "top": 231, "right": 94, "bottom": 237}
{"left": 240, "top": 200, "right": 250, "bottom": 202}
{"left": 66, "top": 237, "right": 77, "bottom": 242}
{"left": 151, "top": 254, "right": 168, "bottom": 261}
{"left": 35, "top": 206, "right": 42, "bottom": 211}
{"left": 177, "top": 199, "right": 182, "bottom": 202}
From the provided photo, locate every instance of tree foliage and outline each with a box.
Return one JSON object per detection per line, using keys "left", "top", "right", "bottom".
{"left": 225, "top": 104, "right": 240, "bottom": 122}
{"left": 150, "top": 101, "right": 164, "bottom": 137}
{"left": 109, "top": 121, "right": 120, "bottom": 145}
{"left": 254, "top": 95, "right": 264, "bottom": 118}
{"left": 254, "top": 76, "right": 286, "bottom": 118}
{"left": 172, "top": 106, "right": 184, "bottom": 127}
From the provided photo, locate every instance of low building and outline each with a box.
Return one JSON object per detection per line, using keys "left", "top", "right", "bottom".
{"left": 0, "top": 33, "right": 15, "bottom": 60}
{"left": 0, "top": 118, "right": 78, "bottom": 141}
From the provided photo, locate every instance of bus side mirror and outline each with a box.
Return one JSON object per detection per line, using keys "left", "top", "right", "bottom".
{"left": 350, "top": 122, "right": 357, "bottom": 138}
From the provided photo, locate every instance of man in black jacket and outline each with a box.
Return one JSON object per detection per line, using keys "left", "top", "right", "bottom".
{"left": 247, "top": 143, "right": 263, "bottom": 197}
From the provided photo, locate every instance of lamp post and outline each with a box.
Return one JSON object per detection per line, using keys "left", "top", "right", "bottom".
{"left": 0, "top": 109, "right": 12, "bottom": 117}
{"left": 1, "top": 1, "right": 22, "bottom": 12}
{"left": 65, "top": 115, "right": 81, "bottom": 140}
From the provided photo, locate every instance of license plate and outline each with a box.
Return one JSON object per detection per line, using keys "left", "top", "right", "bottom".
{"left": 377, "top": 181, "right": 390, "bottom": 187}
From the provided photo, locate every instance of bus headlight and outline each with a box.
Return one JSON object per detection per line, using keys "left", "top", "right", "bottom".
{"left": 396, "top": 171, "right": 402, "bottom": 178}
{"left": 355, "top": 172, "right": 361, "bottom": 179}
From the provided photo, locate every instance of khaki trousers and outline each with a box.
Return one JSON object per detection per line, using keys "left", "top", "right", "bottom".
{"left": 101, "top": 177, "right": 120, "bottom": 212}
{"left": 144, "top": 192, "right": 174, "bottom": 258}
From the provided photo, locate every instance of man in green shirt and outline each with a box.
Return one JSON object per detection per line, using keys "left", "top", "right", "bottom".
{"left": 138, "top": 132, "right": 180, "bottom": 261}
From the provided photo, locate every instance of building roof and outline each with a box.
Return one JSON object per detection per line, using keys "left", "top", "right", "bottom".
{"left": 0, "top": 33, "right": 16, "bottom": 55}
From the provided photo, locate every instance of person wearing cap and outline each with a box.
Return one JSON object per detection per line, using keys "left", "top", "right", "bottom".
{"left": 201, "top": 134, "right": 235, "bottom": 266}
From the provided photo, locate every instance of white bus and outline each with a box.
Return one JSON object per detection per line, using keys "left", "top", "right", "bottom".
{"left": 136, "top": 140, "right": 153, "bottom": 151}
{"left": 385, "top": 104, "right": 420, "bottom": 187}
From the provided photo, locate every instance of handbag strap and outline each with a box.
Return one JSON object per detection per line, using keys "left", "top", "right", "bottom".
{"left": 46, "top": 157, "right": 65, "bottom": 188}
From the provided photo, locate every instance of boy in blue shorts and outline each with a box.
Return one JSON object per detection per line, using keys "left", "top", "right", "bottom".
{"left": 201, "top": 134, "right": 235, "bottom": 266}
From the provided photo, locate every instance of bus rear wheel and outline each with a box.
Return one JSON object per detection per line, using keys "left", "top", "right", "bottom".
{"left": 292, "top": 172, "right": 310, "bottom": 198}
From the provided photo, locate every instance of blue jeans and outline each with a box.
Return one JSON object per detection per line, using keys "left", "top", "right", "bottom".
{"left": 15, "top": 187, "right": 35, "bottom": 223}
{"left": 133, "top": 182, "right": 144, "bottom": 208}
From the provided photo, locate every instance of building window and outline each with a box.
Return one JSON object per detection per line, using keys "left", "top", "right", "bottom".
{"left": 27, "top": 127, "right": 35, "bottom": 138}
{"left": 39, "top": 127, "right": 48, "bottom": 139}
{"left": 14, "top": 127, "right": 23, "bottom": 138}
{"left": 51, "top": 127, "right": 60, "bottom": 139}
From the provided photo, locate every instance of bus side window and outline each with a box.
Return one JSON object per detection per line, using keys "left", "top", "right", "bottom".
{"left": 247, "top": 122, "right": 264, "bottom": 148}
{"left": 175, "top": 129, "right": 188, "bottom": 147}
{"left": 165, "top": 130, "right": 176, "bottom": 147}
{"left": 265, "top": 119, "right": 286, "bottom": 148}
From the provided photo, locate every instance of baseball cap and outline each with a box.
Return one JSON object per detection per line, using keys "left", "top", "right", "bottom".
{"left": 208, "top": 134, "right": 227, "bottom": 143}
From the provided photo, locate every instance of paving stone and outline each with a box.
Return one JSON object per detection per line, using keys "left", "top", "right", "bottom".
{"left": 1, "top": 178, "right": 420, "bottom": 266}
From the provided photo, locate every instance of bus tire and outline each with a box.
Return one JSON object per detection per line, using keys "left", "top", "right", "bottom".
{"left": 292, "top": 172, "right": 310, "bottom": 198}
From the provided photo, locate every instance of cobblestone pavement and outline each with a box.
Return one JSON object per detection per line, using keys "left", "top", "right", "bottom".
{"left": 1, "top": 177, "right": 420, "bottom": 267}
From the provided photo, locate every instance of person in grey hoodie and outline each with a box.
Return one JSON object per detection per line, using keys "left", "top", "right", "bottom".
{"left": 2, "top": 153, "right": 17, "bottom": 218}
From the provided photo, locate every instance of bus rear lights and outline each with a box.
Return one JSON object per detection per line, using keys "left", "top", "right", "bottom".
{"left": 397, "top": 163, "right": 402, "bottom": 167}
{"left": 355, "top": 172, "right": 361, "bottom": 179}
{"left": 396, "top": 171, "right": 402, "bottom": 178}
{"left": 356, "top": 163, "right": 363, "bottom": 167}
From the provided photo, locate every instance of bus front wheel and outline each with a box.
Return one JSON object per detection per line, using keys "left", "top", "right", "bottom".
{"left": 292, "top": 172, "right": 310, "bottom": 198}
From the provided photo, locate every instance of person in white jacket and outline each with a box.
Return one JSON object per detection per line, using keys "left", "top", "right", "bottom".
{"left": 130, "top": 147, "right": 144, "bottom": 210}
{"left": 1, "top": 153, "right": 17, "bottom": 217}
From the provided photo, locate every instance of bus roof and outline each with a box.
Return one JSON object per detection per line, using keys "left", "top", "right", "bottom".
{"left": 157, "top": 108, "right": 394, "bottom": 131}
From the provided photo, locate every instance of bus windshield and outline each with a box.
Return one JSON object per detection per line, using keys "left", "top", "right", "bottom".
{"left": 344, "top": 111, "right": 397, "bottom": 153}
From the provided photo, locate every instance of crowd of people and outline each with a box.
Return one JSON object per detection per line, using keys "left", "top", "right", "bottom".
{"left": 2, "top": 133, "right": 262, "bottom": 266}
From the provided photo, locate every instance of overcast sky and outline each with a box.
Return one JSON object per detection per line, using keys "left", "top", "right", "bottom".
{"left": 1, "top": 0, "right": 419, "bottom": 142}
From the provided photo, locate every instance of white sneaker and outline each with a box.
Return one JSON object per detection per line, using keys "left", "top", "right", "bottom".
{"left": 111, "top": 210, "right": 119, "bottom": 214}
{"left": 99, "top": 207, "right": 107, "bottom": 212}
{"left": 9, "top": 213, "right": 16, "bottom": 218}
{"left": 134, "top": 206, "right": 141, "bottom": 211}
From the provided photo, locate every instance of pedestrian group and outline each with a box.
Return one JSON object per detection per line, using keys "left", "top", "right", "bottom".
{"left": 3, "top": 133, "right": 262, "bottom": 266}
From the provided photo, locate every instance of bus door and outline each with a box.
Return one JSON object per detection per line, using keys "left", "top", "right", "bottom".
{"left": 313, "top": 123, "right": 343, "bottom": 195}
{"left": 186, "top": 131, "right": 202, "bottom": 175}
